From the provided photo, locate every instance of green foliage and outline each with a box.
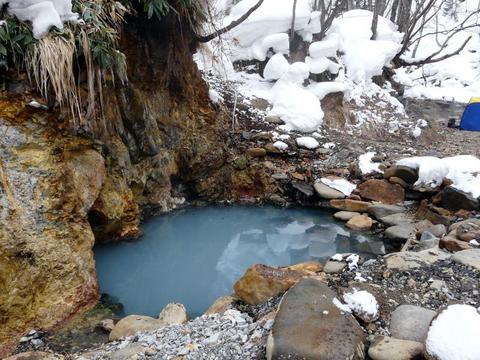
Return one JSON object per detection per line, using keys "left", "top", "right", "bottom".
{"left": 0, "top": 17, "right": 37, "bottom": 65}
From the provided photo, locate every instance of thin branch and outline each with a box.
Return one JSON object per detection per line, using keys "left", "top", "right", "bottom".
{"left": 194, "top": 0, "right": 265, "bottom": 43}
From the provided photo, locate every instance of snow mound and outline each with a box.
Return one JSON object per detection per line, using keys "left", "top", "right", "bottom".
{"left": 273, "top": 141, "right": 288, "bottom": 151}
{"left": 309, "top": 39, "right": 338, "bottom": 58}
{"left": 426, "top": 304, "right": 480, "bottom": 360}
{"left": 305, "top": 56, "right": 341, "bottom": 75}
{"left": 359, "top": 152, "right": 383, "bottom": 175}
{"left": 225, "top": 0, "right": 311, "bottom": 48}
{"left": 327, "top": 10, "right": 402, "bottom": 83}
{"left": 296, "top": 136, "right": 319, "bottom": 149}
{"left": 8, "top": 0, "right": 79, "bottom": 39}
{"left": 342, "top": 289, "right": 379, "bottom": 321}
{"left": 263, "top": 54, "right": 290, "bottom": 80}
{"left": 321, "top": 178, "right": 356, "bottom": 196}
{"left": 307, "top": 81, "right": 346, "bottom": 100}
{"left": 397, "top": 155, "right": 480, "bottom": 198}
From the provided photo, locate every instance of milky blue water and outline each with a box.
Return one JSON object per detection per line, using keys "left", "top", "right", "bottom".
{"left": 94, "top": 206, "right": 382, "bottom": 318}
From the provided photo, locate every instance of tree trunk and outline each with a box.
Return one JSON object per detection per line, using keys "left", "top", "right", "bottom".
{"left": 290, "top": 0, "right": 298, "bottom": 46}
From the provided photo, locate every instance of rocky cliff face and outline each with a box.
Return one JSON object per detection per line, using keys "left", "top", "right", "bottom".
{"left": 0, "top": 13, "right": 235, "bottom": 356}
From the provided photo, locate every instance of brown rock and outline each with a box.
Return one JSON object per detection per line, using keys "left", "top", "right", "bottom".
{"left": 205, "top": 296, "right": 235, "bottom": 315}
{"left": 389, "top": 176, "right": 408, "bottom": 188}
{"left": 234, "top": 264, "right": 309, "bottom": 305}
{"left": 440, "top": 236, "right": 471, "bottom": 252}
{"left": 416, "top": 200, "right": 452, "bottom": 226}
{"left": 456, "top": 222, "right": 480, "bottom": 241}
{"left": 109, "top": 315, "right": 165, "bottom": 341}
{"left": 384, "top": 165, "right": 419, "bottom": 184}
{"left": 330, "top": 199, "right": 371, "bottom": 212}
{"left": 368, "top": 336, "right": 424, "bottom": 360}
{"left": 5, "top": 352, "right": 64, "bottom": 360}
{"left": 246, "top": 147, "right": 267, "bottom": 158}
{"left": 358, "top": 179, "right": 405, "bottom": 205}
{"left": 284, "top": 261, "right": 323, "bottom": 273}
{"left": 346, "top": 215, "right": 374, "bottom": 231}
{"left": 334, "top": 211, "right": 360, "bottom": 221}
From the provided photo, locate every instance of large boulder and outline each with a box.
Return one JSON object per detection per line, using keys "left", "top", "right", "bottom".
{"left": 440, "top": 186, "right": 479, "bottom": 211}
{"left": 234, "top": 264, "right": 318, "bottom": 305}
{"left": 346, "top": 215, "right": 374, "bottom": 231}
{"left": 267, "top": 278, "right": 366, "bottom": 360}
{"left": 314, "top": 181, "right": 345, "bottom": 199}
{"left": 384, "top": 165, "right": 419, "bottom": 184}
{"left": 384, "top": 224, "right": 416, "bottom": 242}
{"left": 358, "top": 179, "right": 405, "bottom": 205}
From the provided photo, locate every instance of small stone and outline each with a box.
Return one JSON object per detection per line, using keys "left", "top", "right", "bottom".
{"left": 379, "top": 213, "right": 413, "bottom": 226}
{"left": 246, "top": 147, "right": 267, "bottom": 158}
{"left": 251, "top": 132, "right": 272, "bottom": 141}
{"left": 323, "top": 260, "right": 347, "bottom": 274}
{"left": 334, "top": 211, "right": 360, "bottom": 221}
{"left": 272, "top": 173, "right": 289, "bottom": 181}
{"left": 429, "top": 279, "right": 446, "bottom": 292}
{"left": 330, "top": 199, "right": 370, "bottom": 212}
{"left": 158, "top": 303, "right": 188, "bottom": 325}
{"left": 368, "top": 204, "right": 406, "bottom": 220}
{"left": 97, "top": 319, "right": 115, "bottom": 332}
{"left": 390, "top": 305, "right": 437, "bottom": 342}
{"left": 368, "top": 336, "right": 424, "bottom": 360}
{"left": 385, "top": 224, "right": 416, "bottom": 242}
{"left": 440, "top": 236, "right": 471, "bottom": 252}
{"left": 314, "top": 181, "right": 345, "bottom": 200}
{"left": 389, "top": 176, "right": 408, "bottom": 188}
{"left": 452, "top": 249, "right": 480, "bottom": 270}
{"left": 30, "top": 339, "right": 44, "bottom": 347}
{"left": 265, "top": 115, "right": 284, "bottom": 125}
{"left": 384, "top": 165, "right": 419, "bottom": 184}
{"left": 292, "top": 182, "right": 314, "bottom": 197}
{"left": 346, "top": 215, "right": 373, "bottom": 231}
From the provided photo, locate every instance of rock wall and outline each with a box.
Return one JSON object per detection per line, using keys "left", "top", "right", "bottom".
{"left": 0, "top": 11, "right": 237, "bottom": 356}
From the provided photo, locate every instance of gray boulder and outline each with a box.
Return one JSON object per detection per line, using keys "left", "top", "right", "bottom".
{"left": 452, "top": 249, "right": 480, "bottom": 270}
{"left": 368, "top": 204, "right": 406, "bottom": 220}
{"left": 385, "top": 224, "right": 416, "bottom": 242}
{"left": 390, "top": 305, "right": 437, "bottom": 342}
{"left": 267, "top": 278, "right": 366, "bottom": 360}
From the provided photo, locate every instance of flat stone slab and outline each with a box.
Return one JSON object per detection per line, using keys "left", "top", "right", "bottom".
{"left": 267, "top": 278, "right": 366, "bottom": 360}
{"left": 368, "top": 204, "right": 406, "bottom": 220}
{"left": 385, "top": 248, "right": 451, "bottom": 271}
{"left": 385, "top": 224, "right": 416, "bottom": 242}
{"left": 380, "top": 213, "right": 413, "bottom": 227}
{"left": 452, "top": 249, "right": 480, "bottom": 270}
{"left": 390, "top": 305, "right": 437, "bottom": 342}
{"left": 314, "top": 182, "right": 345, "bottom": 200}
{"left": 334, "top": 211, "right": 360, "bottom": 221}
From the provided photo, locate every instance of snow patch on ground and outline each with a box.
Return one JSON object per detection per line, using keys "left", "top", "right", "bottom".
{"left": 359, "top": 152, "right": 383, "bottom": 175}
{"left": 321, "top": 178, "right": 356, "bottom": 196}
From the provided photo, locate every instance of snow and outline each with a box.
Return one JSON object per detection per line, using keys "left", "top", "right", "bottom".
{"left": 333, "top": 297, "right": 352, "bottom": 313}
{"left": 296, "top": 136, "right": 319, "bottom": 150}
{"left": 397, "top": 155, "right": 480, "bottom": 198}
{"left": 225, "top": 0, "right": 311, "bottom": 49}
{"left": 331, "top": 253, "right": 343, "bottom": 261}
{"left": 342, "top": 289, "right": 379, "bottom": 319}
{"left": 346, "top": 253, "right": 360, "bottom": 270}
{"left": 7, "top": 0, "right": 79, "bottom": 39}
{"left": 305, "top": 56, "right": 341, "bottom": 75}
{"left": 263, "top": 54, "right": 290, "bottom": 80}
{"left": 426, "top": 304, "right": 480, "bottom": 360}
{"left": 326, "top": 10, "right": 402, "bottom": 84}
{"left": 321, "top": 178, "right": 356, "bottom": 196}
{"left": 273, "top": 141, "right": 288, "bottom": 151}
{"left": 209, "top": 89, "right": 223, "bottom": 104}
{"left": 359, "top": 152, "right": 383, "bottom": 175}
{"left": 309, "top": 39, "right": 338, "bottom": 58}
{"left": 307, "top": 81, "right": 346, "bottom": 100}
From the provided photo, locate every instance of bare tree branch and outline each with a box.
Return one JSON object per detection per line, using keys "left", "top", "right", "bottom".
{"left": 194, "top": 0, "right": 265, "bottom": 43}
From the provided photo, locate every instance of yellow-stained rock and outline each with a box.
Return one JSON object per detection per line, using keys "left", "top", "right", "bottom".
{"left": 234, "top": 264, "right": 312, "bottom": 305}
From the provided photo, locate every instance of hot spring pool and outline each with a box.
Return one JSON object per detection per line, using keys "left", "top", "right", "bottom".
{"left": 94, "top": 206, "right": 383, "bottom": 318}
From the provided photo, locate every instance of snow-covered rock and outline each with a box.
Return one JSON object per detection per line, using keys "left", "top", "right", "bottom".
{"left": 263, "top": 54, "right": 290, "bottom": 80}
{"left": 426, "top": 304, "right": 480, "bottom": 360}
{"left": 296, "top": 136, "right": 319, "bottom": 150}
